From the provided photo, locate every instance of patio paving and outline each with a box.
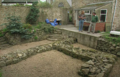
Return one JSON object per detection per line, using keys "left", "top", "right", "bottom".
{"left": 56, "top": 24, "right": 102, "bottom": 37}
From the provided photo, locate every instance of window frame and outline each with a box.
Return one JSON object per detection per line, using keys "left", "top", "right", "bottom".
{"left": 100, "top": 9, "right": 107, "bottom": 22}
{"left": 84, "top": 10, "right": 91, "bottom": 22}
{"left": 85, "top": 10, "right": 91, "bottom": 15}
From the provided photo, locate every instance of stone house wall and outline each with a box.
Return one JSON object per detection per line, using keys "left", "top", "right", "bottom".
{"left": 52, "top": 0, "right": 70, "bottom": 8}
{"left": 95, "top": 3, "right": 113, "bottom": 31}
{"left": 0, "top": 6, "right": 68, "bottom": 30}
{"left": 112, "top": 0, "right": 120, "bottom": 30}
{"left": 72, "top": 0, "right": 115, "bottom": 30}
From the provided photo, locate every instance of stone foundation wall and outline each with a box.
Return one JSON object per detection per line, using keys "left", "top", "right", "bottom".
{"left": 59, "top": 29, "right": 98, "bottom": 48}
{"left": 96, "top": 38, "right": 120, "bottom": 57}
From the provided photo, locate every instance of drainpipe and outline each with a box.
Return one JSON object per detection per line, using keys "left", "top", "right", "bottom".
{"left": 111, "top": 0, "right": 117, "bottom": 31}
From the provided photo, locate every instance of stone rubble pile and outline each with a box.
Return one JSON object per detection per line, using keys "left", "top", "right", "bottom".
{"left": 96, "top": 38, "right": 120, "bottom": 57}
{"left": 79, "top": 55, "right": 115, "bottom": 77}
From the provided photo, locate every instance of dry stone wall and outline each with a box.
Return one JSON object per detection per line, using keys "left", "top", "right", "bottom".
{"left": 96, "top": 38, "right": 120, "bottom": 57}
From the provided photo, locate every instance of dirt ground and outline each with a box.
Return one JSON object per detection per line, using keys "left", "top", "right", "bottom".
{"left": 0, "top": 40, "right": 52, "bottom": 56}
{"left": 109, "top": 58, "right": 120, "bottom": 77}
{"left": 1, "top": 50, "right": 83, "bottom": 77}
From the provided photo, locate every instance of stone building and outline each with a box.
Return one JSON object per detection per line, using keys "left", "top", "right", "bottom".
{"left": 47, "top": 0, "right": 119, "bottom": 31}
{"left": 46, "top": 0, "right": 72, "bottom": 8}
{"left": 72, "top": 0, "right": 120, "bottom": 31}
{"left": 74, "top": 1, "right": 113, "bottom": 31}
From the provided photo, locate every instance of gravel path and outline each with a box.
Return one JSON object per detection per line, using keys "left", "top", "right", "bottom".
{"left": 2, "top": 50, "right": 83, "bottom": 77}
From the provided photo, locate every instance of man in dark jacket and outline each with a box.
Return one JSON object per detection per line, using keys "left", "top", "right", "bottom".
{"left": 88, "top": 12, "right": 98, "bottom": 33}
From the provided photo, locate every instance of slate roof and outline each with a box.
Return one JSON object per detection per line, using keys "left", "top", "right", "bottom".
{"left": 2, "top": 0, "right": 38, "bottom": 3}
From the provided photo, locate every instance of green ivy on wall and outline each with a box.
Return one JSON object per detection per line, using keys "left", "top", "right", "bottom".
{"left": 26, "top": 2, "right": 40, "bottom": 24}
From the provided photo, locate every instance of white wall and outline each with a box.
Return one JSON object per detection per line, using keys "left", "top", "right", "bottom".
{"left": 67, "top": 0, "right": 72, "bottom": 7}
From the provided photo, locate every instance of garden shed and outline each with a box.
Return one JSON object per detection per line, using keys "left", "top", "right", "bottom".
{"left": 75, "top": 1, "right": 113, "bottom": 32}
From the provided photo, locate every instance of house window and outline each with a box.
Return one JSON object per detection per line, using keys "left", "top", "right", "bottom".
{"left": 85, "top": 10, "right": 91, "bottom": 21}
{"left": 100, "top": 9, "right": 107, "bottom": 22}
{"left": 85, "top": 10, "right": 90, "bottom": 15}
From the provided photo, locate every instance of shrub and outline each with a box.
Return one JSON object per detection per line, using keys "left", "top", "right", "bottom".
{"left": 34, "top": 36, "right": 38, "bottom": 40}
{"left": 3, "top": 15, "right": 33, "bottom": 39}
{"left": 26, "top": 2, "right": 39, "bottom": 24}
{"left": 23, "top": 24, "right": 32, "bottom": 30}
{"left": 69, "top": 16, "right": 72, "bottom": 22}
{"left": 0, "top": 70, "right": 2, "bottom": 77}
{"left": 35, "top": 22, "right": 54, "bottom": 33}
{"left": 0, "top": 31, "right": 4, "bottom": 37}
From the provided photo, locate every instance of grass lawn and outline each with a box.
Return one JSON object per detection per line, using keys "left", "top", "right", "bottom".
{"left": 101, "top": 32, "right": 120, "bottom": 44}
{"left": 0, "top": 70, "right": 2, "bottom": 77}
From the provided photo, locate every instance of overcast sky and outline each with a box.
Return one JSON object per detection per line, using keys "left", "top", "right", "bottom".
{"left": 41, "top": 0, "right": 46, "bottom": 2}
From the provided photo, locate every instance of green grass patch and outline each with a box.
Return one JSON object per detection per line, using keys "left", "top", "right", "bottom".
{"left": 101, "top": 32, "right": 120, "bottom": 44}
{"left": 0, "top": 70, "right": 2, "bottom": 77}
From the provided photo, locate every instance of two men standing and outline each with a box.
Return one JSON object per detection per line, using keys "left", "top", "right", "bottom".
{"left": 78, "top": 11, "right": 98, "bottom": 33}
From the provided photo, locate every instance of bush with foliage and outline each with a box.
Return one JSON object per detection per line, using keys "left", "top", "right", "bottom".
{"left": 2, "top": 15, "right": 33, "bottom": 39}
{"left": 23, "top": 24, "right": 32, "bottom": 30}
{"left": 0, "top": 31, "right": 4, "bottom": 37}
{"left": 35, "top": 22, "right": 54, "bottom": 33}
{"left": 69, "top": 16, "right": 72, "bottom": 22}
{"left": 26, "top": 2, "right": 39, "bottom": 24}
{"left": 37, "top": 1, "right": 52, "bottom": 8}
{"left": 0, "top": 28, "right": 8, "bottom": 37}
{"left": 0, "top": 70, "right": 2, "bottom": 77}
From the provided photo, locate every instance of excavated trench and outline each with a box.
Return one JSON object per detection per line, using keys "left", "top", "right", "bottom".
{"left": 0, "top": 32, "right": 119, "bottom": 77}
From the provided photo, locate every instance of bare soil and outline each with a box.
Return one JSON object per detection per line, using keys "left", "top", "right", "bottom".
{"left": 109, "top": 58, "right": 120, "bottom": 77}
{"left": 1, "top": 50, "right": 83, "bottom": 77}
{"left": 0, "top": 40, "right": 52, "bottom": 56}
